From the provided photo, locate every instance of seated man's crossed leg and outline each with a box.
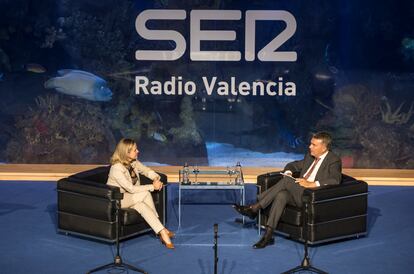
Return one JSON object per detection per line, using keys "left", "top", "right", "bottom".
{"left": 233, "top": 176, "right": 303, "bottom": 249}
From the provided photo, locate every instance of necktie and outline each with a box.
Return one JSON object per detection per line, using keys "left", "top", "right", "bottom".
{"left": 303, "top": 158, "right": 320, "bottom": 179}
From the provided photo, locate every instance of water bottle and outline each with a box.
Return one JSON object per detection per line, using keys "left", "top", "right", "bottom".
{"left": 182, "top": 162, "right": 190, "bottom": 185}
{"left": 235, "top": 162, "right": 244, "bottom": 185}
{"left": 194, "top": 165, "right": 199, "bottom": 184}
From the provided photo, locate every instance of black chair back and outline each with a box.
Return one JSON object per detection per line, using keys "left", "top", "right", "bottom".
{"left": 70, "top": 166, "right": 110, "bottom": 184}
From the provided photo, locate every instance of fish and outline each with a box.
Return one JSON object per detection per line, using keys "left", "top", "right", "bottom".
{"left": 0, "top": 72, "right": 3, "bottom": 81}
{"left": 255, "top": 79, "right": 273, "bottom": 83}
{"left": 328, "top": 66, "right": 339, "bottom": 74}
{"left": 108, "top": 68, "right": 151, "bottom": 77}
{"left": 44, "top": 69, "right": 112, "bottom": 102}
{"left": 314, "top": 98, "right": 334, "bottom": 111}
{"left": 107, "top": 68, "right": 152, "bottom": 83}
{"left": 314, "top": 73, "right": 332, "bottom": 81}
{"left": 279, "top": 129, "right": 303, "bottom": 149}
{"left": 151, "top": 132, "right": 167, "bottom": 142}
{"left": 25, "top": 63, "right": 46, "bottom": 73}
{"left": 269, "top": 110, "right": 301, "bottom": 149}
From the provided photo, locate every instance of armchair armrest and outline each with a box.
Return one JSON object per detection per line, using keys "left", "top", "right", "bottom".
{"left": 139, "top": 173, "right": 168, "bottom": 185}
{"left": 257, "top": 171, "right": 302, "bottom": 193}
{"left": 303, "top": 180, "right": 368, "bottom": 203}
{"left": 257, "top": 171, "right": 284, "bottom": 191}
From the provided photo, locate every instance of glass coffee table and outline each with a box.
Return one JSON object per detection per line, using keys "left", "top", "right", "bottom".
{"left": 177, "top": 168, "right": 260, "bottom": 234}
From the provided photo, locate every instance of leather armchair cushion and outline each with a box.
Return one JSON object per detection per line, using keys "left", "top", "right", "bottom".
{"left": 280, "top": 206, "right": 302, "bottom": 226}
{"left": 58, "top": 189, "right": 116, "bottom": 222}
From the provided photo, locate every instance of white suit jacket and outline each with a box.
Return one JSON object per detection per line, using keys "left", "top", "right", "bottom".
{"left": 107, "top": 160, "right": 160, "bottom": 194}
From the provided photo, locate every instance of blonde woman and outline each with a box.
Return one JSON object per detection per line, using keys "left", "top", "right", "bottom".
{"left": 107, "top": 138, "right": 175, "bottom": 249}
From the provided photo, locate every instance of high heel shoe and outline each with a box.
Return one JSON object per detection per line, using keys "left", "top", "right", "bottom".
{"left": 159, "top": 236, "right": 175, "bottom": 249}
{"left": 158, "top": 229, "right": 175, "bottom": 238}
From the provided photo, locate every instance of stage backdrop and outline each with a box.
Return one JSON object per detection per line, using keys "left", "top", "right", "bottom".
{"left": 0, "top": 0, "right": 413, "bottom": 168}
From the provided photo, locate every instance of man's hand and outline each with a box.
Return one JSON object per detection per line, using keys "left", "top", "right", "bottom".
{"left": 295, "top": 178, "right": 317, "bottom": 188}
{"left": 152, "top": 180, "right": 163, "bottom": 191}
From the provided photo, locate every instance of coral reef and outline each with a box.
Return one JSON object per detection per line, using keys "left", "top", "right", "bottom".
{"left": 316, "top": 84, "right": 413, "bottom": 168}
{"left": 168, "top": 97, "right": 202, "bottom": 146}
{"left": 108, "top": 93, "right": 161, "bottom": 142}
{"left": 107, "top": 94, "right": 207, "bottom": 165}
{"left": 381, "top": 100, "right": 413, "bottom": 125}
{"left": 401, "top": 37, "right": 414, "bottom": 61}
{"left": 40, "top": 26, "right": 66, "bottom": 48}
{"left": 6, "top": 95, "right": 115, "bottom": 163}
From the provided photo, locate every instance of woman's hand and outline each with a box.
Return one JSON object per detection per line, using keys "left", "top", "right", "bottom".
{"left": 153, "top": 179, "right": 163, "bottom": 191}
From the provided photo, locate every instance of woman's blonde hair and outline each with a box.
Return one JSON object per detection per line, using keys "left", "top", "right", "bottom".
{"left": 110, "top": 138, "right": 136, "bottom": 166}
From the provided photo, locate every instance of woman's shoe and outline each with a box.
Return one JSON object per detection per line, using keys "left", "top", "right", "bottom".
{"left": 159, "top": 236, "right": 175, "bottom": 249}
{"left": 157, "top": 229, "right": 175, "bottom": 239}
{"left": 167, "top": 231, "right": 176, "bottom": 238}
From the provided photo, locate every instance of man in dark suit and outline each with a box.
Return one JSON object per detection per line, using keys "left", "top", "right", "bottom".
{"left": 233, "top": 132, "right": 342, "bottom": 249}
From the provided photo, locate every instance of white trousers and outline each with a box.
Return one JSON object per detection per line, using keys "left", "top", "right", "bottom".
{"left": 121, "top": 191, "right": 164, "bottom": 234}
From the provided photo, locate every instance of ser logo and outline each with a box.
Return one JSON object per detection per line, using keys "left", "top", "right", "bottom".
{"left": 135, "top": 10, "right": 297, "bottom": 62}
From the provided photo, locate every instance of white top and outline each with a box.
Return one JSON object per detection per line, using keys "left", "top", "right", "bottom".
{"left": 107, "top": 160, "right": 160, "bottom": 193}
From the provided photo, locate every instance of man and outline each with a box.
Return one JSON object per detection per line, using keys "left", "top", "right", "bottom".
{"left": 233, "top": 132, "right": 342, "bottom": 249}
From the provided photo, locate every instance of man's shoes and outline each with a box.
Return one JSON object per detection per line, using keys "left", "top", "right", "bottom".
{"left": 232, "top": 204, "right": 258, "bottom": 220}
{"left": 253, "top": 236, "right": 275, "bottom": 249}
{"left": 253, "top": 226, "right": 275, "bottom": 249}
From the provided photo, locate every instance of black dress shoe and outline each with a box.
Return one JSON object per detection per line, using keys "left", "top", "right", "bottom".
{"left": 232, "top": 204, "right": 257, "bottom": 220}
{"left": 253, "top": 235, "right": 275, "bottom": 249}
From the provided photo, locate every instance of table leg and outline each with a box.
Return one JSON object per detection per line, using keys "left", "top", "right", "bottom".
{"left": 257, "top": 185, "right": 261, "bottom": 235}
{"left": 178, "top": 185, "right": 181, "bottom": 229}
{"left": 242, "top": 187, "right": 245, "bottom": 224}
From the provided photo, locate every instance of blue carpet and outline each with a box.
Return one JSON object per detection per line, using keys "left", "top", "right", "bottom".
{"left": 0, "top": 182, "right": 413, "bottom": 274}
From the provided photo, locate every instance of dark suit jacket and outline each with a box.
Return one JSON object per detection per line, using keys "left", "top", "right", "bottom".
{"left": 283, "top": 151, "right": 342, "bottom": 186}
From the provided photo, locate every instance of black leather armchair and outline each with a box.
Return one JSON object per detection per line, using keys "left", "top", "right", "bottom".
{"left": 257, "top": 172, "right": 368, "bottom": 244}
{"left": 57, "top": 166, "right": 167, "bottom": 243}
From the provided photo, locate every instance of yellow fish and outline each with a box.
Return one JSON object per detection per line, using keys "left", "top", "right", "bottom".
{"left": 25, "top": 63, "right": 46, "bottom": 73}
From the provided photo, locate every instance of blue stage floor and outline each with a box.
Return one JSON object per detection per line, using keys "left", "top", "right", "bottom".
{"left": 0, "top": 182, "right": 413, "bottom": 274}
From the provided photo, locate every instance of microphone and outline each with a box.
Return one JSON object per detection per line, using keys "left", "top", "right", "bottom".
{"left": 213, "top": 223, "right": 218, "bottom": 274}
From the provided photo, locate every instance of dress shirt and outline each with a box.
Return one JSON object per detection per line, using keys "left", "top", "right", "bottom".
{"left": 305, "top": 151, "right": 329, "bottom": 186}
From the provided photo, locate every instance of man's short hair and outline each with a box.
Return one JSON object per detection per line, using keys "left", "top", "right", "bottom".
{"left": 312, "top": 131, "right": 332, "bottom": 149}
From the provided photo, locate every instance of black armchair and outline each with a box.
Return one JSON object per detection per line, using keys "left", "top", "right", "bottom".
{"left": 257, "top": 172, "right": 368, "bottom": 244}
{"left": 57, "top": 166, "right": 167, "bottom": 243}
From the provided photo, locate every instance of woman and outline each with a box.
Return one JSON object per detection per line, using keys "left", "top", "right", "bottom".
{"left": 107, "top": 138, "right": 174, "bottom": 249}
